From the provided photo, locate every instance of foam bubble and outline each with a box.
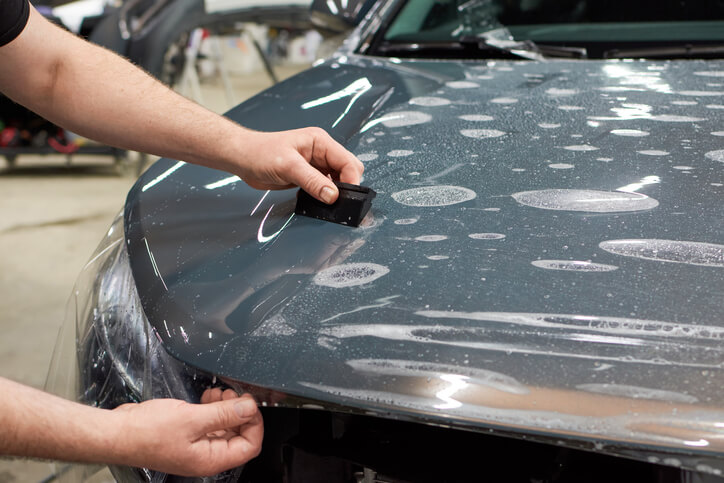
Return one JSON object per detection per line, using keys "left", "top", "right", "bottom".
{"left": 410, "top": 96, "right": 451, "bottom": 107}
{"left": 380, "top": 111, "right": 432, "bottom": 128}
{"left": 611, "top": 129, "right": 649, "bottom": 137}
{"left": 357, "top": 153, "right": 378, "bottom": 162}
{"left": 394, "top": 218, "right": 419, "bottom": 225}
{"left": 392, "top": 185, "right": 477, "bottom": 207}
{"left": 548, "top": 163, "right": 574, "bottom": 169}
{"left": 446, "top": 81, "right": 479, "bottom": 89}
{"left": 563, "top": 145, "right": 599, "bottom": 151}
{"left": 459, "top": 114, "right": 494, "bottom": 121}
{"left": 546, "top": 88, "right": 578, "bottom": 96}
{"left": 388, "top": 149, "right": 414, "bottom": 157}
{"left": 415, "top": 235, "right": 448, "bottom": 242}
{"left": 314, "top": 263, "right": 390, "bottom": 288}
{"left": 704, "top": 149, "right": 724, "bottom": 163}
{"left": 461, "top": 129, "right": 506, "bottom": 139}
{"left": 512, "top": 189, "right": 659, "bottom": 213}
{"left": 532, "top": 260, "right": 618, "bottom": 272}
{"left": 637, "top": 150, "right": 669, "bottom": 156}
{"left": 599, "top": 239, "right": 724, "bottom": 267}
{"left": 426, "top": 255, "right": 450, "bottom": 260}
{"left": 469, "top": 233, "right": 505, "bottom": 240}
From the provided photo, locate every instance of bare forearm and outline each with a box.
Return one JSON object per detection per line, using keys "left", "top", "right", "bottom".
{"left": 0, "top": 377, "right": 123, "bottom": 465}
{"left": 47, "top": 38, "right": 247, "bottom": 171}
{"left": 0, "top": 7, "right": 250, "bottom": 174}
{"left": 0, "top": 6, "right": 363, "bottom": 202}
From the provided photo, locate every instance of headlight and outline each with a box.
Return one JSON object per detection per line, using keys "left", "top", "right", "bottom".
{"left": 45, "top": 213, "right": 223, "bottom": 483}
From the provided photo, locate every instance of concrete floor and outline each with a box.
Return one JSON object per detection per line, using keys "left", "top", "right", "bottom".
{"left": 0, "top": 64, "right": 307, "bottom": 483}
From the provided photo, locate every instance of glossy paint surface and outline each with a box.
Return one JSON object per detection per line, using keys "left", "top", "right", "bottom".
{"left": 125, "top": 56, "right": 724, "bottom": 470}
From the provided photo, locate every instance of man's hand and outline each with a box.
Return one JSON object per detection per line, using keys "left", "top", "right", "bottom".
{"left": 0, "top": 7, "right": 363, "bottom": 205}
{"left": 113, "top": 389, "right": 263, "bottom": 477}
{"left": 234, "top": 127, "right": 364, "bottom": 204}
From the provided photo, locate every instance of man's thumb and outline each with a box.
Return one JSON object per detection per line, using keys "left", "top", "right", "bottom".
{"left": 200, "top": 397, "right": 257, "bottom": 433}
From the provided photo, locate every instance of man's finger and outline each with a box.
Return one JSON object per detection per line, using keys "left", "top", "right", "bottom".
{"left": 200, "top": 387, "right": 223, "bottom": 404}
{"left": 288, "top": 154, "right": 340, "bottom": 204}
{"left": 195, "top": 396, "right": 259, "bottom": 434}
{"left": 309, "top": 130, "right": 364, "bottom": 185}
{"left": 205, "top": 414, "right": 264, "bottom": 470}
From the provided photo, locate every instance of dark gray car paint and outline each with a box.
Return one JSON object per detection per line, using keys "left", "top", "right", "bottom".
{"left": 125, "top": 56, "right": 724, "bottom": 467}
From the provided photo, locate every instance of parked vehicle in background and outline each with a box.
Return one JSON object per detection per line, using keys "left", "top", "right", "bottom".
{"left": 47, "top": 0, "right": 724, "bottom": 481}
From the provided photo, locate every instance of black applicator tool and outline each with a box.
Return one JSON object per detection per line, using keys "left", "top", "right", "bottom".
{"left": 295, "top": 181, "right": 376, "bottom": 227}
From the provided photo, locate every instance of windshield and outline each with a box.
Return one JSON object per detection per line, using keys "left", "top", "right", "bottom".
{"left": 378, "top": 0, "right": 724, "bottom": 58}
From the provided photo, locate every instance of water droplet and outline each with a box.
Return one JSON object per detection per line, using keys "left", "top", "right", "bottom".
{"left": 705, "top": 150, "right": 724, "bottom": 162}
{"left": 459, "top": 114, "right": 494, "bottom": 121}
{"left": 314, "top": 263, "right": 390, "bottom": 288}
{"left": 461, "top": 129, "right": 506, "bottom": 139}
{"left": 409, "top": 96, "right": 451, "bottom": 106}
{"left": 446, "top": 81, "right": 479, "bottom": 88}
{"left": 379, "top": 111, "right": 432, "bottom": 128}
{"left": 637, "top": 150, "right": 669, "bottom": 156}
{"left": 532, "top": 260, "right": 618, "bottom": 272}
{"left": 563, "top": 145, "right": 599, "bottom": 151}
{"left": 546, "top": 88, "right": 578, "bottom": 96}
{"left": 388, "top": 149, "right": 414, "bottom": 157}
{"left": 599, "top": 239, "right": 724, "bottom": 267}
{"left": 394, "top": 218, "right": 419, "bottom": 225}
{"left": 512, "top": 189, "right": 659, "bottom": 213}
{"left": 611, "top": 129, "right": 649, "bottom": 137}
{"left": 469, "top": 233, "right": 506, "bottom": 240}
{"left": 651, "top": 114, "right": 706, "bottom": 122}
{"left": 415, "top": 235, "right": 448, "bottom": 242}
{"left": 357, "top": 153, "right": 378, "bottom": 162}
{"left": 392, "top": 185, "right": 477, "bottom": 207}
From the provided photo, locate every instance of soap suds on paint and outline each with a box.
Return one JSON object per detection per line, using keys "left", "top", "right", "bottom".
{"left": 512, "top": 189, "right": 659, "bottom": 213}
{"left": 314, "top": 263, "right": 390, "bottom": 288}
{"left": 392, "top": 185, "right": 477, "bottom": 207}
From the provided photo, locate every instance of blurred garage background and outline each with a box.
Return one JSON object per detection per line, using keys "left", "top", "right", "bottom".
{"left": 0, "top": 1, "right": 330, "bottom": 480}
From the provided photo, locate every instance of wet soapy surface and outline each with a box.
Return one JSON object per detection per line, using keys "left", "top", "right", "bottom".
{"left": 125, "top": 57, "right": 724, "bottom": 468}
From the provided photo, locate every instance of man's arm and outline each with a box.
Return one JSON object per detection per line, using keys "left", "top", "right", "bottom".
{"left": 0, "top": 377, "right": 263, "bottom": 477}
{"left": 0, "top": 6, "right": 362, "bottom": 203}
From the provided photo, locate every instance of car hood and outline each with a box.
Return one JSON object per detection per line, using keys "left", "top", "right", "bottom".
{"left": 125, "top": 56, "right": 724, "bottom": 470}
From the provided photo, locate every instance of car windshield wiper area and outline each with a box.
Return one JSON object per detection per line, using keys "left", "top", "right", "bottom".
{"left": 376, "top": 36, "right": 587, "bottom": 60}
{"left": 603, "top": 43, "right": 724, "bottom": 59}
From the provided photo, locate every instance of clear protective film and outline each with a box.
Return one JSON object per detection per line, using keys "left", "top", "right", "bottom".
{"left": 44, "top": 213, "right": 241, "bottom": 483}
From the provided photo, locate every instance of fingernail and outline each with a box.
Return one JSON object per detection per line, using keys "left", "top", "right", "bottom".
{"left": 234, "top": 399, "right": 256, "bottom": 418}
{"left": 320, "top": 186, "right": 336, "bottom": 204}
